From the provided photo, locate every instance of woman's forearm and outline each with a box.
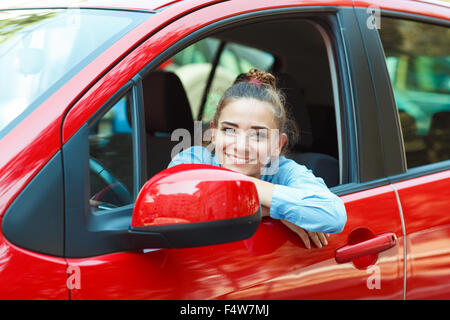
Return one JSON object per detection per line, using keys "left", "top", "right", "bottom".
{"left": 260, "top": 205, "right": 270, "bottom": 217}
{"left": 249, "top": 176, "right": 347, "bottom": 233}
{"left": 249, "top": 177, "right": 273, "bottom": 217}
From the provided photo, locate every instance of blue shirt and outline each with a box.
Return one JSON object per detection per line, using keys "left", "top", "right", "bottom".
{"left": 168, "top": 146, "right": 347, "bottom": 233}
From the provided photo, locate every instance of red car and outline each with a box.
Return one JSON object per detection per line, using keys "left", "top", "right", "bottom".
{"left": 0, "top": 0, "right": 449, "bottom": 300}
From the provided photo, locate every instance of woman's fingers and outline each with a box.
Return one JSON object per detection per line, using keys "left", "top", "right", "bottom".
{"left": 281, "top": 219, "right": 311, "bottom": 249}
{"left": 307, "top": 232, "right": 329, "bottom": 248}
{"left": 318, "top": 232, "right": 328, "bottom": 246}
{"left": 280, "top": 219, "right": 331, "bottom": 249}
{"left": 307, "top": 230, "right": 322, "bottom": 248}
{"left": 297, "top": 228, "right": 311, "bottom": 250}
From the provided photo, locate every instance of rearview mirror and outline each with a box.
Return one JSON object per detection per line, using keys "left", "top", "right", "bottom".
{"left": 128, "top": 164, "right": 261, "bottom": 249}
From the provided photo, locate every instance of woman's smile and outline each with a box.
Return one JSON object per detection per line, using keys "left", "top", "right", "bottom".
{"left": 224, "top": 152, "right": 255, "bottom": 164}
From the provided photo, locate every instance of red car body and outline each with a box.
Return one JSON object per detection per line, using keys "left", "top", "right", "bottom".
{"left": 0, "top": 0, "right": 449, "bottom": 299}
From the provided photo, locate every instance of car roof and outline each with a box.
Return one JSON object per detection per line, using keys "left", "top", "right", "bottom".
{"left": 417, "top": 0, "right": 450, "bottom": 8}
{"left": 3, "top": 0, "right": 450, "bottom": 12}
{"left": 0, "top": 0, "right": 182, "bottom": 11}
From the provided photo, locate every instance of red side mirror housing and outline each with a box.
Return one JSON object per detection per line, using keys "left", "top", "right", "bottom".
{"left": 129, "top": 164, "right": 261, "bottom": 249}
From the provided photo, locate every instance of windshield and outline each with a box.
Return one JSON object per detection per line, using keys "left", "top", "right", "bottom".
{"left": 0, "top": 8, "right": 150, "bottom": 136}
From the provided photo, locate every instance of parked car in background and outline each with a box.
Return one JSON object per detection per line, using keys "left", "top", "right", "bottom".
{"left": 0, "top": 0, "right": 449, "bottom": 300}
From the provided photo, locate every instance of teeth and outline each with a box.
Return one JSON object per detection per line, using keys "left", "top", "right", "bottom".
{"left": 225, "top": 154, "right": 252, "bottom": 164}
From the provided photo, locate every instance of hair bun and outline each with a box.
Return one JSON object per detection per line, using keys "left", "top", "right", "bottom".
{"left": 246, "top": 68, "right": 277, "bottom": 89}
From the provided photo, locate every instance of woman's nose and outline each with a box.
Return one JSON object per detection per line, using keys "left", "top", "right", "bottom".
{"left": 234, "top": 132, "right": 249, "bottom": 155}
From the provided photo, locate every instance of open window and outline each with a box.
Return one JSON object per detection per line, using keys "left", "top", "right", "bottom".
{"left": 62, "top": 11, "right": 347, "bottom": 258}
{"left": 140, "top": 17, "right": 342, "bottom": 188}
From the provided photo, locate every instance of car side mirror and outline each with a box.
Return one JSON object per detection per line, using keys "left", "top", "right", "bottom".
{"left": 128, "top": 164, "right": 261, "bottom": 249}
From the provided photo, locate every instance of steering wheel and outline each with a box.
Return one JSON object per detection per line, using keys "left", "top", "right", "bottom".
{"left": 89, "top": 157, "right": 132, "bottom": 210}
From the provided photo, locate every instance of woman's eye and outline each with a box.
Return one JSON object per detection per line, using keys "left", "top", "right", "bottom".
{"left": 250, "top": 131, "right": 267, "bottom": 140}
{"left": 222, "top": 128, "right": 236, "bottom": 135}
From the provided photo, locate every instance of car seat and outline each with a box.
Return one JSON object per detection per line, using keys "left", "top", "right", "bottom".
{"left": 141, "top": 70, "right": 195, "bottom": 179}
{"left": 398, "top": 110, "right": 427, "bottom": 168}
{"left": 427, "top": 111, "right": 450, "bottom": 164}
{"left": 276, "top": 73, "right": 339, "bottom": 187}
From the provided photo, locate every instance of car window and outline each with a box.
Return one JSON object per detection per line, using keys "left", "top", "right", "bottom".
{"left": 89, "top": 92, "right": 134, "bottom": 211}
{"left": 163, "top": 38, "right": 275, "bottom": 122}
{"left": 142, "top": 19, "right": 342, "bottom": 188}
{"left": 379, "top": 18, "right": 450, "bottom": 169}
{"left": 0, "top": 8, "right": 149, "bottom": 138}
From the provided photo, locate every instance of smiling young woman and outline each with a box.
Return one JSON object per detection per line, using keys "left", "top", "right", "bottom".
{"left": 168, "top": 68, "right": 347, "bottom": 249}
{"left": 212, "top": 97, "right": 284, "bottom": 178}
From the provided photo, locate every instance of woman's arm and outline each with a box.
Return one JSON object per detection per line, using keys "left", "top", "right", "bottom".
{"left": 248, "top": 177, "right": 274, "bottom": 212}
{"left": 265, "top": 159, "right": 347, "bottom": 234}
{"left": 249, "top": 176, "right": 331, "bottom": 249}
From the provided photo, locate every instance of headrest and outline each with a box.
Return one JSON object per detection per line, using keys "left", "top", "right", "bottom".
{"left": 276, "top": 73, "right": 313, "bottom": 149}
{"left": 398, "top": 110, "right": 426, "bottom": 152}
{"left": 141, "top": 70, "right": 194, "bottom": 135}
{"left": 398, "top": 110, "right": 417, "bottom": 137}
{"left": 429, "top": 111, "right": 450, "bottom": 136}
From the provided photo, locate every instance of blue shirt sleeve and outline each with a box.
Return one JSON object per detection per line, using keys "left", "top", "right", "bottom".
{"left": 168, "top": 146, "right": 219, "bottom": 168}
{"left": 267, "top": 158, "right": 347, "bottom": 233}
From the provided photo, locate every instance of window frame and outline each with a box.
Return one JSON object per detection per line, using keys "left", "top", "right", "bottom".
{"left": 332, "top": 7, "right": 450, "bottom": 196}
{"left": 328, "top": 6, "right": 388, "bottom": 196}
{"left": 63, "top": 80, "right": 142, "bottom": 258}
{"left": 137, "top": 8, "right": 354, "bottom": 188}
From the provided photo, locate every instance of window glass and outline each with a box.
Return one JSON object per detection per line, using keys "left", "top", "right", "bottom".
{"left": 0, "top": 9, "right": 149, "bottom": 137}
{"left": 163, "top": 38, "right": 275, "bottom": 122}
{"left": 89, "top": 92, "right": 133, "bottom": 211}
{"left": 379, "top": 18, "right": 450, "bottom": 168}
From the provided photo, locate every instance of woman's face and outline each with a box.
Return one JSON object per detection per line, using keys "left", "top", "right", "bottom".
{"left": 211, "top": 98, "right": 287, "bottom": 178}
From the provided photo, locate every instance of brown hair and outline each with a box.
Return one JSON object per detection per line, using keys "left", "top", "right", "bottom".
{"left": 213, "top": 68, "right": 299, "bottom": 154}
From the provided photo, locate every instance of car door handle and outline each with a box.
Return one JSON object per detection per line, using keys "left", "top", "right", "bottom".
{"left": 335, "top": 232, "right": 397, "bottom": 264}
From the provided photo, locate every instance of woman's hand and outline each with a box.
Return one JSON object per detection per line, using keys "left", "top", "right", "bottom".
{"left": 252, "top": 177, "right": 330, "bottom": 249}
{"left": 280, "top": 219, "right": 329, "bottom": 249}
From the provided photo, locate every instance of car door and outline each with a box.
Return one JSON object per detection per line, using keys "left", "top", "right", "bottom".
{"left": 374, "top": 13, "right": 450, "bottom": 299}
{"left": 63, "top": 1, "right": 404, "bottom": 300}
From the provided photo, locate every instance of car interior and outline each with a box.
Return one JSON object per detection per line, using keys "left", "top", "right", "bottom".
{"left": 88, "top": 16, "right": 343, "bottom": 210}
{"left": 141, "top": 18, "right": 341, "bottom": 187}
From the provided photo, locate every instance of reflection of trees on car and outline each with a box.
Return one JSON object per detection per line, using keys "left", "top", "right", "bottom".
{"left": 0, "top": 11, "right": 56, "bottom": 45}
